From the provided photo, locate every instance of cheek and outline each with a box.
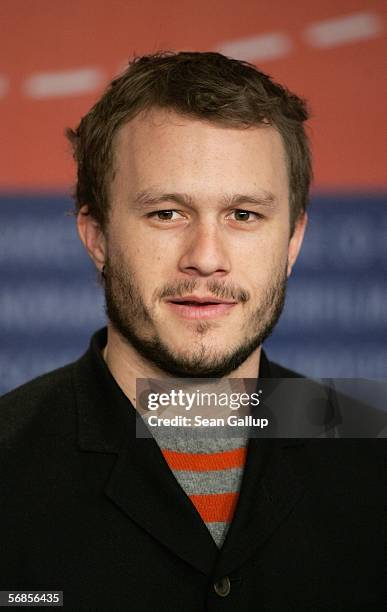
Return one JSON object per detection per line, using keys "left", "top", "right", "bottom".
{"left": 110, "top": 227, "right": 155, "bottom": 272}
{"left": 120, "top": 242, "right": 173, "bottom": 299}
{"left": 237, "top": 233, "right": 288, "bottom": 275}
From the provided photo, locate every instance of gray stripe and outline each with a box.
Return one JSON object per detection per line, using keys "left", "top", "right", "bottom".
{"left": 154, "top": 429, "right": 248, "bottom": 453}
{"left": 206, "top": 522, "right": 230, "bottom": 548}
{"left": 172, "top": 466, "right": 244, "bottom": 495}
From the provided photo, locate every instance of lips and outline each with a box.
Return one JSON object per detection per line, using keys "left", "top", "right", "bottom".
{"left": 165, "top": 296, "right": 237, "bottom": 320}
{"left": 167, "top": 295, "right": 236, "bottom": 305}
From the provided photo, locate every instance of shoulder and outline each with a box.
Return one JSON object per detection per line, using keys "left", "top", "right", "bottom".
{"left": 268, "top": 360, "right": 305, "bottom": 379}
{"left": 260, "top": 349, "right": 305, "bottom": 379}
{"left": 264, "top": 354, "right": 387, "bottom": 449}
{"left": 0, "top": 362, "right": 77, "bottom": 447}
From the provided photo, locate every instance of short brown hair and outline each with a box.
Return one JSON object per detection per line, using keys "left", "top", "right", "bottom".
{"left": 67, "top": 51, "right": 312, "bottom": 233}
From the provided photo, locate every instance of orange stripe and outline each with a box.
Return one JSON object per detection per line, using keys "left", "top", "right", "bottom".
{"left": 161, "top": 447, "right": 247, "bottom": 471}
{"left": 189, "top": 492, "right": 239, "bottom": 523}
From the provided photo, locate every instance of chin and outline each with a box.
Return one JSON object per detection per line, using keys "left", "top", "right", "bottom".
{"left": 167, "top": 331, "right": 229, "bottom": 350}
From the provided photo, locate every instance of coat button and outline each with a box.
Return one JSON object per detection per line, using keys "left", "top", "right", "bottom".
{"left": 214, "top": 576, "right": 231, "bottom": 597}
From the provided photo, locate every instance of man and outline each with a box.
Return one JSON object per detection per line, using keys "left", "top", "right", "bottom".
{"left": 0, "top": 52, "right": 384, "bottom": 611}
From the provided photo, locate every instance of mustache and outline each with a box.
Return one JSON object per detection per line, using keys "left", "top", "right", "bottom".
{"left": 158, "top": 279, "right": 250, "bottom": 303}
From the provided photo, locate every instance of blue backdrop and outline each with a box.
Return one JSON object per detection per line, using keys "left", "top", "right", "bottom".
{"left": 1, "top": 193, "right": 386, "bottom": 395}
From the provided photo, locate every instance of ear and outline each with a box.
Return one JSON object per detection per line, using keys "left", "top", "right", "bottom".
{"left": 287, "top": 212, "right": 308, "bottom": 277}
{"left": 77, "top": 205, "right": 106, "bottom": 273}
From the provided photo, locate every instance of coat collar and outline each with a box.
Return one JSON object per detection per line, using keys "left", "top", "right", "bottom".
{"left": 74, "top": 328, "right": 132, "bottom": 454}
{"left": 73, "top": 328, "right": 305, "bottom": 577}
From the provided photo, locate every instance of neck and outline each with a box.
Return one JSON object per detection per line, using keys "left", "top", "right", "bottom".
{"left": 103, "top": 324, "right": 262, "bottom": 408}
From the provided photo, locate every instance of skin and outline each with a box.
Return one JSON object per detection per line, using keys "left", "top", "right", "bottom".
{"left": 78, "top": 108, "right": 307, "bottom": 406}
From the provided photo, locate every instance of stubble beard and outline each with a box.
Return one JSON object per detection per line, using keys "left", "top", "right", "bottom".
{"left": 103, "top": 255, "right": 287, "bottom": 378}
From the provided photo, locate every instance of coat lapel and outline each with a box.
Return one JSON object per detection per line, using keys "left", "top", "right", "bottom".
{"left": 105, "top": 434, "right": 218, "bottom": 575}
{"left": 74, "top": 335, "right": 218, "bottom": 576}
{"left": 214, "top": 350, "right": 306, "bottom": 576}
{"left": 214, "top": 438, "right": 305, "bottom": 577}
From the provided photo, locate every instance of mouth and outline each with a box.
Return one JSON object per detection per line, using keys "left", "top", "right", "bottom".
{"left": 165, "top": 296, "right": 238, "bottom": 320}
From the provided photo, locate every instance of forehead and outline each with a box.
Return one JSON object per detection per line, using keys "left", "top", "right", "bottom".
{"left": 112, "top": 108, "right": 289, "bottom": 202}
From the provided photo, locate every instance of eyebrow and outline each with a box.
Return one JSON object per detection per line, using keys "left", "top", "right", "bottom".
{"left": 132, "top": 189, "right": 276, "bottom": 210}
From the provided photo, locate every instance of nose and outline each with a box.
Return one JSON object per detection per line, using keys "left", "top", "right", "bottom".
{"left": 177, "top": 220, "right": 231, "bottom": 277}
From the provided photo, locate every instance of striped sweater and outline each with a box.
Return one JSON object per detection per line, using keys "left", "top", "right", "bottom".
{"left": 152, "top": 432, "right": 248, "bottom": 547}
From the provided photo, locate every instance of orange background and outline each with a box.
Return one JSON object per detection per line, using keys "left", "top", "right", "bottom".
{"left": 0, "top": 0, "right": 385, "bottom": 191}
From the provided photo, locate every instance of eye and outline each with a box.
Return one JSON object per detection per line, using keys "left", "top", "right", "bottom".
{"left": 148, "top": 210, "right": 183, "bottom": 221}
{"left": 229, "top": 209, "right": 262, "bottom": 222}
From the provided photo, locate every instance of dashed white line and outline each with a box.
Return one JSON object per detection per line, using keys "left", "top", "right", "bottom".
{"left": 304, "top": 11, "right": 383, "bottom": 48}
{"left": 6, "top": 14, "right": 383, "bottom": 102}
{"left": 23, "top": 67, "right": 105, "bottom": 99}
{"left": 217, "top": 32, "right": 292, "bottom": 62}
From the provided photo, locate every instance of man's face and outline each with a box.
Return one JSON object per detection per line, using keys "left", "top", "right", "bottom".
{"left": 101, "top": 109, "right": 305, "bottom": 377}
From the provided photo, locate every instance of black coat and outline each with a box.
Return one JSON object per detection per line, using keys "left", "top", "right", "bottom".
{"left": 0, "top": 330, "right": 385, "bottom": 611}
